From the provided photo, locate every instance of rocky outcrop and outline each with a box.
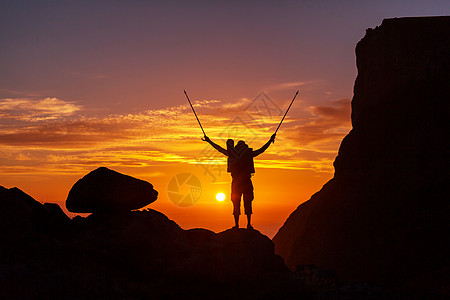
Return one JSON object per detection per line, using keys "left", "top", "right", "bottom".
{"left": 66, "top": 167, "right": 158, "bottom": 213}
{"left": 0, "top": 185, "right": 68, "bottom": 238}
{"left": 1, "top": 184, "right": 400, "bottom": 298}
{"left": 1, "top": 186, "right": 296, "bottom": 299}
{"left": 174, "top": 228, "right": 289, "bottom": 284}
{"left": 273, "top": 16, "right": 450, "bottom": 297}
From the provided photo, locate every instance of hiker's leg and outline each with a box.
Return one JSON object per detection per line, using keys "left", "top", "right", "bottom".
{"left": 231, "top": 179, "right": 241, "bottom": 228}
{"left": 243, "top": 178, "right": 254, "bottom": 229}
{"left": 232, "top": 199, "right": 240, "bottom": 228}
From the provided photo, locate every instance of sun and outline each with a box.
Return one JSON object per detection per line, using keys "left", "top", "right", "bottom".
{"left": 216, "top": 192, "right": 225, "bottom": 201}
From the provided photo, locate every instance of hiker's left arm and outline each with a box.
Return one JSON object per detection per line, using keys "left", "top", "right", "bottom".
{"left": 253, "top": 134, "right": 276, "bottom": 157}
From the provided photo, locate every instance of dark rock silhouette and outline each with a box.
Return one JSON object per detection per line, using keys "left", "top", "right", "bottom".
{"left": 0, "top": 185, "right": 69, "bottom": 238}
{"left": 1, "top": 185, "right": 303, "bottom": 298}
{"left": 66, "top": 167, "right": 158, "bottom": 213}
{"left": 44, "top": 202, "right": 71, "bottom": 224}
{"left": 172, "top": 228, "right": 289, "bottom": 284}
{"left": 273, "top": 16, "right": 450, "bottom": 297}
{"left": 1, "top": 185, "right": 398, "bottom": 298}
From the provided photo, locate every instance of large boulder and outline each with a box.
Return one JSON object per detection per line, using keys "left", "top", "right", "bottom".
{"left": 66, "top": 167, "right": 158, "bottom": 213}
{"left": 155, "top": 227, "right": 293, "bottom": 299}
{"left": 214, "top": 228, "right": 289, "bottom": 278}
{"left": 273, "top": 16, "right": 450, "bottom": 297}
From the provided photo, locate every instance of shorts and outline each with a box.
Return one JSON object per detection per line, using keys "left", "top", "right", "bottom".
{"left": 231, "top": 177, "right": 254, "bottom": 215}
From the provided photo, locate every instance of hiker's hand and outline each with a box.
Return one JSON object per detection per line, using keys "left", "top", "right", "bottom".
{"left": 270, "top": 134, "right": 276, "bottom": 143}
{"left": 202, "top": 135, "right": 211, "bottom": 143}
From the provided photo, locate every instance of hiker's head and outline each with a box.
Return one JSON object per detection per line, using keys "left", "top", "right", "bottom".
{"left": 236, "top": 140, "right": 248, "bottom": 150}
{"left": 226, "top": 139, "right": 234, "bottom": 149}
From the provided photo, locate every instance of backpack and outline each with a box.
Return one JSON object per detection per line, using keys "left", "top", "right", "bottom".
{"left": 228, "top": 143, "right": 255, "bottom": 175}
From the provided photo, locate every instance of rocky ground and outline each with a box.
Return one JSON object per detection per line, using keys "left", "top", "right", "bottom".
{"left": 0, "top": 184, "right": 402, "bottom": 299}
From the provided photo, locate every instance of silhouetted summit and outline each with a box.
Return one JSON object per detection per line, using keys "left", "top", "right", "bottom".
{"left": 176, "top": 228, "right": 288, "bottom": 282}
{"left": 66, "top": 167, "right": 158, "bottom": 213}
{"left": 273, "top": 16, "right": 450, "bottom": 297}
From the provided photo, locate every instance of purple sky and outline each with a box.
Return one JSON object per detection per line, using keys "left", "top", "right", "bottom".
{"left": 2, "top": 1, "right": 449, "bottom": 113}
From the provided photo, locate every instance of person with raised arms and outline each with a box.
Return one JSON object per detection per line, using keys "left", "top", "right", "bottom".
{"left": 202, "top": 134, "right": 275, "bottom": 229}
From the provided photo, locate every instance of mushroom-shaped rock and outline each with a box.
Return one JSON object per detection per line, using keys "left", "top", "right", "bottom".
{"left": 66, "top": 167, "right": 158, "bottom": 213}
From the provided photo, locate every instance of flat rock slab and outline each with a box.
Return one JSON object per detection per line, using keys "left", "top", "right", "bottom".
{"left": 66, "top": 167, "right": 158, "bottom": 213}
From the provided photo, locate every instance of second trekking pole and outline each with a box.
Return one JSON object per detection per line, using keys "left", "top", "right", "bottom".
{"left": 274, "top": 90, "right": 299, "bottom": 135}
{"left": 184, "top": 90, "right": 206, "bottom": 136}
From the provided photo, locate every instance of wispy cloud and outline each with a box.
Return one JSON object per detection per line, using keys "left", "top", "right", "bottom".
{"left": 268, "top": 80, "right": 321, "bottom": 91}
{"left": 0, "top": 98, "right": 82, "bottom": 122}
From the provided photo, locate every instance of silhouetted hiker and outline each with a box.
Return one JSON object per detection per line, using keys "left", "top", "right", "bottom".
{"left": 203, "top": 134, "right": 276, "bottom": 229}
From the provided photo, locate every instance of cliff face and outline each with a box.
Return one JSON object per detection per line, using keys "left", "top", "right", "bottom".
{"left": 273, "top": 17, "right": 450, "bottom": 295}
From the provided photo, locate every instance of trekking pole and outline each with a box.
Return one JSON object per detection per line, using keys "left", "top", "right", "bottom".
{"left": 274, "top": 90, "right": 299, "bottom": 134}
{"left": 184, "top": 90, "right": 206, "bottom": 136}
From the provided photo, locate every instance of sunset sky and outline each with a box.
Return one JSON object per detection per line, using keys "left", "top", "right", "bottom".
{"left": 1, "top": 1, "right": 449, "bottom": 237}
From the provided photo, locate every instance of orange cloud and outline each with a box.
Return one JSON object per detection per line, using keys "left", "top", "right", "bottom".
{"left": 0, "top": 96, "right": 351, "bottom": 176}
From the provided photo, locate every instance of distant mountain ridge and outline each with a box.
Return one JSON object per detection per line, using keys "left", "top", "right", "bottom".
{"left": 273, "top": 16, "right": 450, "bottom": 297}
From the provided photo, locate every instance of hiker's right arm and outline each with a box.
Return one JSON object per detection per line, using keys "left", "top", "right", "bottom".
{"left": 253, "top": 134, "right": 276, "bottom": 157}
{"left": 202, "top": 136, "right": 228, "bottom": 156}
